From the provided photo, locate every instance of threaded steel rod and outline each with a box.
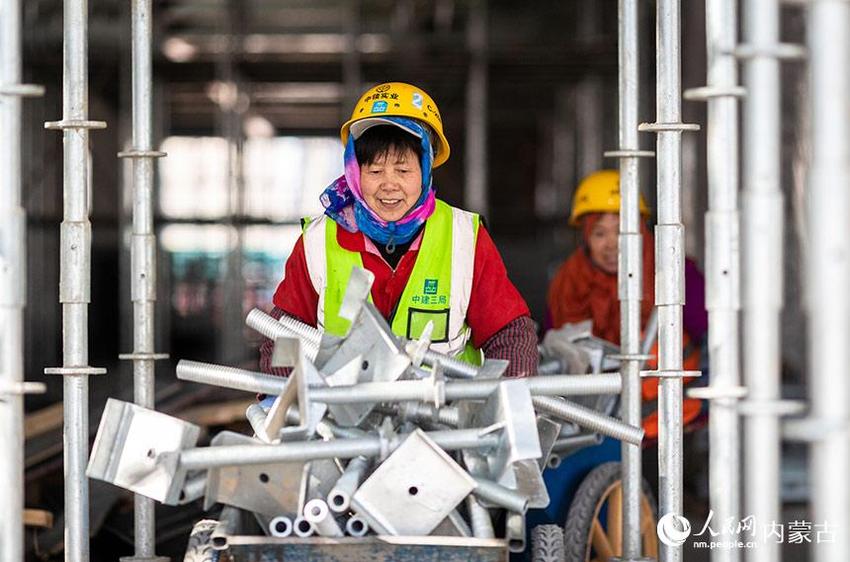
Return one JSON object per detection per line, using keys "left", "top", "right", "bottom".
{"left": 532, "top": 396, "right": 644, "bottom": 445}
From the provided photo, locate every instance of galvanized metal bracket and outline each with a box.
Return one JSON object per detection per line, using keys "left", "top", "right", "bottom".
{"left": 730, "top": 43, "right": 807, "bottom": 60}
{"left": 203, "top": 431, "right": 310, "bottom": 517}
{"left": 119, "top": 352, "right": 170, "bottom": 361}
{"left": 640, "top": 369, "right": 702, "bottom": 379}
{"left": 603, "top": 149, "right": 656, "bottom": 158}
{"left": 737, "top": 398, "right": 806, "bottom": 417}
{"left": 683, "top": 85, "right": 747, "bottom": 101}
{"left": 44, "top": 366, "right": 107, "bottom": 376}
{"left": 638, "top": 122, "right": 701, "bottom": 133}
{"left": 0, "top": 84, "right": 45, "bottom": 97}
{"left": 0, "top": 381, "right": 47, "bottom": 396}
{"left": 351, "top": 428, "right": 476, "bottom": 535}
{"left": 266, "top": 338, "right": 327, "bottom": 442}
{"left": 117, "top": 150, "right": 167, "bottom": 159}
{"left": 86, "top": 399, "right": 201, "bottom": 504}
{"left": 44, "top": 119, "right": 108, "bottom": 130}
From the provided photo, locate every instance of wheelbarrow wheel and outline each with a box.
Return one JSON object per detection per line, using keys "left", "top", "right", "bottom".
{"left": 563, "top": 461, "right": 658, "bottom": 562}
{"left": 183, "top": 519, "right": 219, "bottom": 562}
{"left": 531, "top": 524, "right": 565, "bottom": 562}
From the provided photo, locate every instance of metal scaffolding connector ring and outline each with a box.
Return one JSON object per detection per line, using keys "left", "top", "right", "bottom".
{"left": 737, "top": 399, "right": 806, "bottom": 417}
{"left": 0, "top": 83, "right": 45, "bottom": 97}
{"left": 639, "top": 369, "right": 702, "bottom": 379}
{"left": 44, "top": 366, "right": 107, "bottom": 376}
{"left": 687, "top": 385, "right": 747, "bottom": 401}
{"left": 44, "top": 119, "right": 108, "bottom": 130}
{"left": 638, "top": 122, "right": 702, "bottom": 133}
{"left": 603, "top": 149, "right": 656, "bottom": 159}
{"left": 0, "top": 382, "right": 47, "bottom": 396}
{"left": 608, "top": 353, "right": 655, "bottom": 362}
{"left": 119, "top": 352, "right": 170, "bottom": 361}
{"left": 683, "top": 85, "right": 747, "bottom": 101}
{"left": 783, "top": 417, "right": 850, "bottom": 442}
{"left": 117, "top": 150, "right": 167, "bottom": 159}
{"left": 730, "top": 43, "right": 807, "bottom": 60}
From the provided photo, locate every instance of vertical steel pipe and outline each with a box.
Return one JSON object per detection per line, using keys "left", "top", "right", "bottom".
{"left": 118, "top": 1, "right": 169, "bottom": 559}
{"left": 464, "top": 0, "right": 488, "bottom": 216}
{"left": 43, "top": 0, "right": 108, "bottom": 560}
{"left": 807, "top": 2, "right": 850, "bottom": 560}
{"left": 740, "top": 0, "right": 784, "bottom": 560}
{"left": 0, "top": 1, "right": 44, "bottom": 559}
{"left": 639, "top": 0, "right": 699, "bottom": 560}
{"left": 682, "top": 0, "right": 745, "bottom": 560}
{"left": 609, "top": 0, "right": 654, "bottom": 557}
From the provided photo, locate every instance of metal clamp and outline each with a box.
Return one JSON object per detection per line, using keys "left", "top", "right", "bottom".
{"left": 0, "top": 84, "right": 45, "bottom": 97}
{"left": 44, "top": 366, "right": 107, "bottom": 376}
{"left": 737, "top": 398, "right": 806, "bottom": 417}
{"left": 640, "top": 369, "right": 702, "bottom": 379}
{"left": 117, "top": 149, "right": 167, "bottom": 159}
{"left": 683, "top": 85, "right": 747, "bottom": 101}
{"left": 44, "top": 119, "right": 108, "bottom": 130}
{"left": 0, "top": 382, "right": 47, "bottom": 396}
{"left": 119, "top": 352, "right": 170, "bottom": 361}
{"left": 603, "top": 149, "right": 656, "bottom": 159}
{"left": 784, "top": 417, "right": 850, "bottom": 442}
{"left": 638, "top": 122, "right": 701, "bottom": 133}
{"left": 687, "top": 385, "right": 748, "bottom": 401}
{"left": 730, "top": 43, "right": 807, "bottom": 60}
{"left": 608, "top": 353, "right": 654, "bottom": 362}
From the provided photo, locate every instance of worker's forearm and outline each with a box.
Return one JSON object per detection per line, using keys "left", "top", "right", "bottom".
{"left": 481, "top": 315, "right": 539, "bottom": 377}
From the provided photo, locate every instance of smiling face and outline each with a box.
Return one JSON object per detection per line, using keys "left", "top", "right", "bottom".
{"left": 586, "top": 213, "right": 619, "bottom": 274}
{"left": 359, "top": 147, "right": 423, "bottom": 222}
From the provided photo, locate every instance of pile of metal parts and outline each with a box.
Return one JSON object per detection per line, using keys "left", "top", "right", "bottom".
{"left": 86, "top": 268, "right": 642, "bottom": 552}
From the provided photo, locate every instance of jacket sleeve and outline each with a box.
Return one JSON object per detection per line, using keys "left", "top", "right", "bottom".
{"left": 272, "top": 236, "right": 320, "bottom": 327}
{"left": 466, "top": 226, "right": 533, "bottom": 348}
{"left": 258, "top": 306, "right": 294, "bottom": 377}
{"left": 481, "top": 315, "right": 539, "bottom": 377}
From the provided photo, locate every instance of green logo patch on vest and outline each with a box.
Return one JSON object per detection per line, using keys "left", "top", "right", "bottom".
{"left": 424, "top": 279, "right": 438, "bottom": 295}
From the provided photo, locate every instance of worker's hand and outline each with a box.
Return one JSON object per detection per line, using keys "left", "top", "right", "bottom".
{"left": 541, "top": 323, "right": 593, "bottom": 374}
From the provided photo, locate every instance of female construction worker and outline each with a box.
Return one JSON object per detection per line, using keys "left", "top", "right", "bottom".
{"left": 260, "top": 82, "right": 537, "bottom": 377}
{"left": 547, "top": 169, "right": 707, "bottom": 439}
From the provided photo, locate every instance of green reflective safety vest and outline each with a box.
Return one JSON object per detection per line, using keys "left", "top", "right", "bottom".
{"left": 302, "top": 200, "right": 483, "bottom": 365}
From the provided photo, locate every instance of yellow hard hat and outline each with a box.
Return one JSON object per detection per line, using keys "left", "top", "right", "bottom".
{"left": 340, "top": 82, "right": 451, "bottom": 168}
{"left": 569, "top": 169, "right": 651, "bottom": 226}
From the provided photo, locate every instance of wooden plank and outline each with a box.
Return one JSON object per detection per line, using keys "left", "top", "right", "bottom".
{"left": 24, "top": 509, "right": 54, "bottom": 529}
{"left": 24, "top": 403, "right": 63, "bottom": 440}
{"left": 181, "top": 399, "right": 254, "bottom": 427}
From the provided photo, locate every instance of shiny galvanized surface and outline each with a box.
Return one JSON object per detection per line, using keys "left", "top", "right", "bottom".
{"left": 222, "top": 535, "right": 508, "bottom": 562}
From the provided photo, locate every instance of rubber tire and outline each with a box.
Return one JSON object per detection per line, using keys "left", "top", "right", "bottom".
{"left": 183, "top": 519, "right": 219, "bottom": 562}
{"left": 563, "top": 461, "right": 657, "bottom": 562}
{"left": 531, "top": 524, "right": 566, "bottom": 562}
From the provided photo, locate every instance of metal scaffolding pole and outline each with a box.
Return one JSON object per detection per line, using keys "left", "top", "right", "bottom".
{"left": 0, "top": 1, "right": 45, "bottom": 560}
{"left": 639, "top": 0, "right": 699, "bottom": 560}
{"left": 606, "top": 0, "right": 654, "bottom": 558}
{"left": 806, "top": 2, "right": 850, "bottom": 559}
{"left": 738, "top": 1, "right": 804, "bottom": 560}
{"left": 117, "top": 1, "right": 169, "bottom": 560}
{"left": 464, "top": 0, "right": 488, "bottom": 216}
{"left": 43, "top": 0, "right": 108, "bottom": 560}
{"left": 683, "top": 0, "right": 747, "bottom": 559}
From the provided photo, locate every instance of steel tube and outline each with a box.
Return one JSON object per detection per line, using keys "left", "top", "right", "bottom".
{"left": 702, "top": 0, "right": 743, "bottom": 559}
{"left": 807, "top": 3, "right": 850, "bottom": 561}
{"left": 51, "top": 0, "right": 102, "bottom": 560}
{"left": 472, "top": 478, "right": 530, "bottom": 513}
{"left": 644, "top": 1, "right": 691, "bottom": 560}
{"left": 345, "top": 515, "right": 369, "bottom": 537}
{"left": 741, "top": 0, "right": 783, "bottom": 560}
{"left": 293, "top": 517, "right": 316, "bottom": 538}
{"left": 303, "top": 499, "right": 344, "bottom": 537}
{"left": 0, "top": 0, "right": 34, "bottom": 558}
{"left": 269, "top": 516, "right": 293, "bottom": 538}
{"left": 179, "top": 429, "right": 501, "bottom": 471}
{"left": 464, "top": 0, "right": 488, "bottom": 216}
{"left": 211, "top": 506, "right": 241, "bottom": 550}
{"left": 125, "top": 0, "right": 164, "bottom": 557}
{"left": 614, "top": 0, "right": 646, "bottom": 556}
{"left": 505, "top": 512, "right": 525, "bottom": 554}
{"left": 532, "top": 396, "right": 644, "bottom": 445}
{"left": 328, "top": 456, "right": 371, "bottom": 512}
{"left": 176, "top": 359, "right": 621, "bottom": 400}
{"left": 466, "top": 495, "right": 495, "bottom": 539}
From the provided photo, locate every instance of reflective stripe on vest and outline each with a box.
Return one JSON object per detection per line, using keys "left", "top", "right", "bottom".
{"left": 302, "top": 200, "right": 481, "bottom": 361}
